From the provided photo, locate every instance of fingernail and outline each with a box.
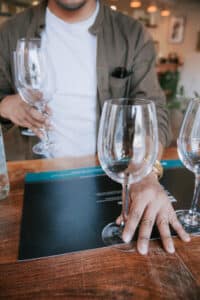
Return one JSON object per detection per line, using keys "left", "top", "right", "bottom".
{"left": 167, "top": 243, "right": 175, "bottom": 253}
{"left": 184, "top": 234, "right": 191, "bottom": 242}
{"left": 122, "top": 232, "right": 131, "bottom": 243}
{"left": 138, "top": 243, "right": 148, "bottom": 255}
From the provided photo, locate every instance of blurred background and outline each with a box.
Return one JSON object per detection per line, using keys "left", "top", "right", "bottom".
{"left": 0, "top": 0, "right": 200, "bottom": 142}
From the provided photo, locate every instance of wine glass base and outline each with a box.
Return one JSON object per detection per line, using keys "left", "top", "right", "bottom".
{"left": 102, "top": 222, "right": 134, "bottom": 251}
{"left": 32, "top": 142, "right": 53, "bottom": 157}
{"left": 176, "top": 210, "right": 200, "bottom": 234}
{"left": 21, "top": 128, "right": 35, "bottom": 136}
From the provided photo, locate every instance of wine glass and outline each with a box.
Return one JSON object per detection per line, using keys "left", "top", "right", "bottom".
{"left": 177, "top": 97, "right": 200, "bottom": 233}
{"left": 15, "top": 38, "right": 55, "bottom": 156}
{"left": 98, "top": 98, "right": 158, "bottom": 246}
{"left": 13, "top": 51, "right": 35, "bottom": 137}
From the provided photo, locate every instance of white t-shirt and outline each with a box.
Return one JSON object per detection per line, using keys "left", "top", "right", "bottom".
{"left": 41, "top": 2, "right": 99, "bottom": 157}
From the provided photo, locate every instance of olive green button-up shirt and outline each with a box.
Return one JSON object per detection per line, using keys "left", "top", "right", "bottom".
{"left": 0, "top": 0, "right": 171, "bottom": 147}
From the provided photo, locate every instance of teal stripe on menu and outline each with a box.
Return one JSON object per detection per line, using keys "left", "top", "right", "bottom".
{"left": 25, "top": 159, "right": 184, "bottom": 183}
{"left": 161, "top": 159, "right": 183, "bottom": 169}
{"left": 25, "top": 166, "right": 104, "bottom": 183}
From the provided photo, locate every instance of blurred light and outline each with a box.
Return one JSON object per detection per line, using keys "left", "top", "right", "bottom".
{"left": 32, "top": 1, "right": 39, "bottom": 5}
{"left": 147, "top": 5, "right": 158, "bottom": 13}
{"left": 130, "top": 1, "right": 142, "bottom": 8}
{"left": 110, "top": 5, "right": 117, "bottom": 11}
{"left": 161, "top": 9, "right": 171, "bottom": 17}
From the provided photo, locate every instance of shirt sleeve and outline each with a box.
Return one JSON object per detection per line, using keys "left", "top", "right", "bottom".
{"left": 0, "top": 29, "right": 14, "bottom": 130}
{"left": 129, "top": 25, "right": 172, "bottom": 147}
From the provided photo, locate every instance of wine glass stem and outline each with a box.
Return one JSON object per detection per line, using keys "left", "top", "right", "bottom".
{"left": 121, "top": 177, "right": 129, "bottom": 226}
{"left": 41, "top": 128, "right": 49, "bottom": 146}
{"left": 38, "top": 105, "right": 51, "bottom": 147}
{"left": 190, "top": 174, "right": 200, "bottom": 215}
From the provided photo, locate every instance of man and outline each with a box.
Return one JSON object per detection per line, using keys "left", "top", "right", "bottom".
{"left": 0, "top": 0, "right": 190, "bottom": 254}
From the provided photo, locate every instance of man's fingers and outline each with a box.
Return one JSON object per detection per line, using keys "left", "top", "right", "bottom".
{"left": 44, "top": 105, "right": 53, "bottom": 116}
{"left": 26, "top": 107, "right": 47, "bottom": 127}
{"left": 137, "top": 206, "right": 156, "bottom": 255}
{"left": 157, "top": 215, "right": 175, "bottom": 253}
{"left": 12, "top": 103, "right": 45, "bottom": 129}
{"left": 19, "top": 120, "right": 33, "bottom": 130}
{"left": 0, "top": 95, "right": 49, "bottom": 133}
{"left": 16, "top": 113, "right": 44, "bottom": 139}
{"left": 122, "top": 200, "right": 146, "bottom": 243}
{"left": 17, "top": 118, "right": 43, "bottom": 139}
{"left": 23, "top": 106, "right": 52, "bottom": 130}
{"left": 116, "top": 215, "right": 123, "bottom": 225}
{"left": 169, "top": 211, "right": 190, "bottom": 242}
{"left": 16, "top": 113, "right": 43, "bottom": 131}
{"left": 32, "top": 128, "right": 44, "bottom": 139}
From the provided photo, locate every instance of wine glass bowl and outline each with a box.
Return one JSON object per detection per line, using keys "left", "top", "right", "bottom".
{"left": 177, "top": 97, "right": 200, "bottom": 231}
{"left": 15, "top": 38, "right": 55, "bottom": 156}
{"left": 13, "top": 50, "right": 35, "bottom": 137}
{"left": 98, "top": 98, "right": 159, "bottom": 246}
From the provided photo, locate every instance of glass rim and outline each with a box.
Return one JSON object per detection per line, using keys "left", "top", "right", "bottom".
{"left": 104, "top": 97, "right": 155, "bottom": 107}
{"left": 17, "top": 38, "right": 41, "bottom": 42}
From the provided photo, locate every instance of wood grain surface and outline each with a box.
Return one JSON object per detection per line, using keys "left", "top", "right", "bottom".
{"left": 0, "top": 147, "right": 200, "bottom": 299}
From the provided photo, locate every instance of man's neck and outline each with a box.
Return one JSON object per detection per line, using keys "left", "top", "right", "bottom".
{"left": 48, "top": 0, "right": 97, "bottom": 23}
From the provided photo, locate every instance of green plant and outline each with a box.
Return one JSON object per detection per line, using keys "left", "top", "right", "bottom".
{"left": 159, "top": 70, "right": 179, "bottom": 100}
{"left": 167, "top": 99, "right": 181, "bottom": 110}
{"left": 167, "top": 85, "right": 189, "bottom": 112}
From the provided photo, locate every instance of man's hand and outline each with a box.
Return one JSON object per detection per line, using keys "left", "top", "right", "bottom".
{"left": 0, "top": 94, "right": 51, "bottom": 138}
{"left": 116, "top": 172, "right": 191, "bottom": 255}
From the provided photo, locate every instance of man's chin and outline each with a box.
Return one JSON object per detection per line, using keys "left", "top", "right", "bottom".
{"left": 55, "top": 0, "right": 87, "bottom": 11}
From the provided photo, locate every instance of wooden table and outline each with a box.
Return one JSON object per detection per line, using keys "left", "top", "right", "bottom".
{"left": 0, "top": 147, "right": 200, "bottom": 299}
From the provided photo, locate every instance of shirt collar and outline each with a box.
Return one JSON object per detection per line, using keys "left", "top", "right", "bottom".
{"left": 29, "top": 0, "right": 104, "bottom": 37}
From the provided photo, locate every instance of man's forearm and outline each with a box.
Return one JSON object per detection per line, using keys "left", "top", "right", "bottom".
{"left": 0, "top": 96, "right": 14, "bottom": 132}
{"left": 0, "top": 95, "right": 12, "bottom": 119}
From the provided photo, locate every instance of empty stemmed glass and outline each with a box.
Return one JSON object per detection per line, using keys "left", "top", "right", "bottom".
{"left": 13, "top": 50, "right": 35, "bottom": 137}
{"left": 98, "top": 98, "right": 158, "bottom": 246}
{"left": 177, "top": 97, "right": 200, "bottom": 233}
{"left": 15, "top": 38, "right": 55, "bottom": 156}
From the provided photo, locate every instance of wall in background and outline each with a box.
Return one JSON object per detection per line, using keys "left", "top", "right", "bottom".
{"left": 1, "top": 0, "right": 200, "bottom": 97}
{"left": 105, "top": 0, "right": 200, "bottom": 97}
{"left": 146, "top": 2, "right": 200, "bottom": 97}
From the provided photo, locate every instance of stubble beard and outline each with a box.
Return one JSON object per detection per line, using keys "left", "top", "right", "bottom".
{"left": 54, "top": 0, "right": 87, "bottom": 11}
